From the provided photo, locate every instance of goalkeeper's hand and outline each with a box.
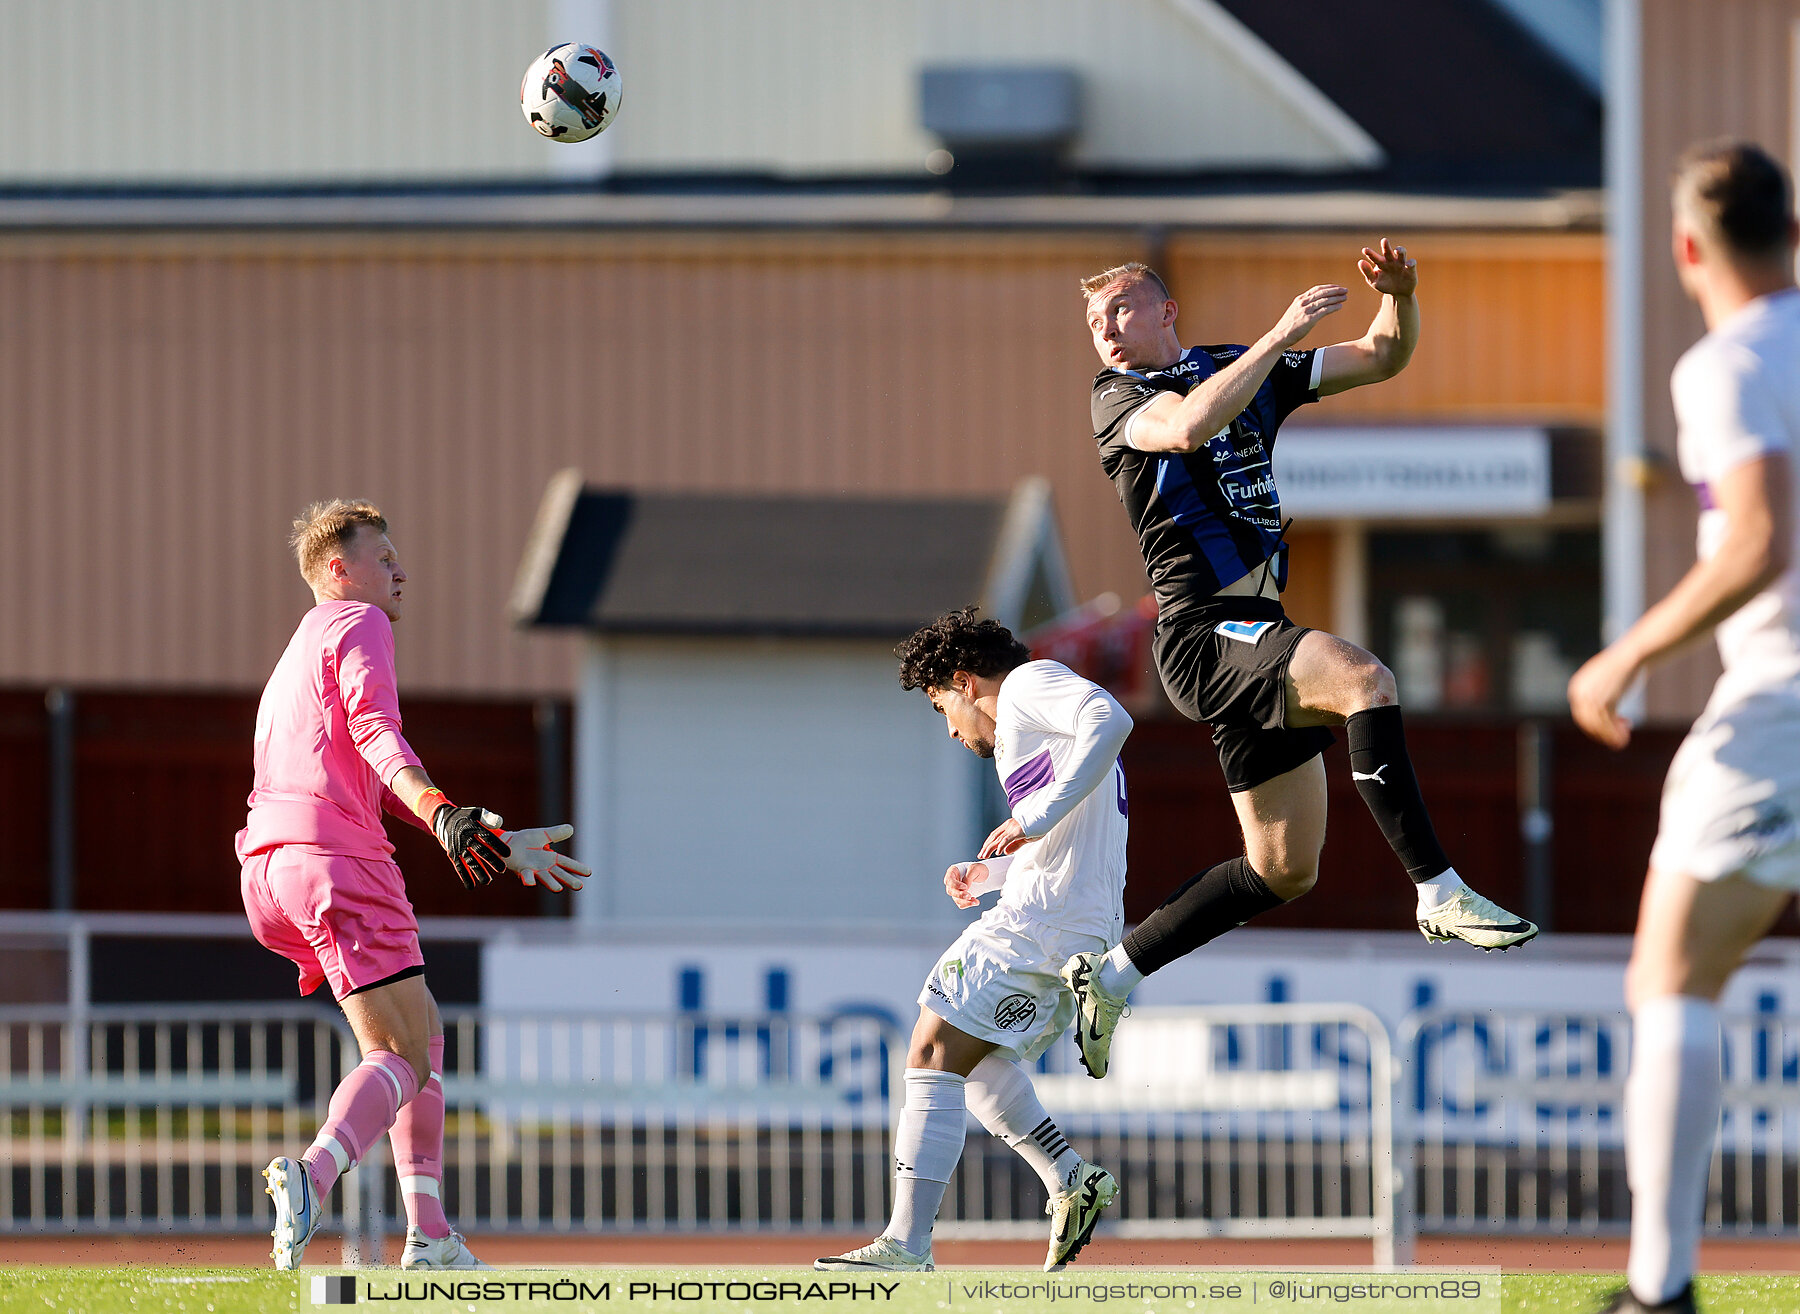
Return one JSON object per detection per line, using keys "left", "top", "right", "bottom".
{"left": 502, "top": 824, "right": 591, "bottom": 892}
{"left": 431, "top": 804, "right": 512, "bottom": 889}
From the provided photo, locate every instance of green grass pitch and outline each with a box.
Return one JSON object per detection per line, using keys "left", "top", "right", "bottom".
{"left": 2, "top": 1267, "right": 1798, "bottom": 1314}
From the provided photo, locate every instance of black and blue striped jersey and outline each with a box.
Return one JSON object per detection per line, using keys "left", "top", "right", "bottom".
{"left": 1091, "top": 344, "right": 1321, "bottom": 620}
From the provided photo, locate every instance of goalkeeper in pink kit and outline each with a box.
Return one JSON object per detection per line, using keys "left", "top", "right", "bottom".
{"left": 238, "top": 500, "right": 588, "bottom": 1271}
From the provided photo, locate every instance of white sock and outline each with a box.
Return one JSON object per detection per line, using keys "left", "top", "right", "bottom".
{"left": 965, "top": 1054, "right": 1084, "bottom": 1193}
{"left": 1096, "top": 943, "right": 1143, "bottom": 996}
{"left": 884, "top": 1068, "right": 966, "bottom": 1254}
{"left": 1414, "top": 867, "right": 1467, "bottom": 911}
{"left": 1626, "top": 995, "right": 1720, "bottom": 1306}
{"left": 887, "top": 1177, "right": 948, "bottom": 1255}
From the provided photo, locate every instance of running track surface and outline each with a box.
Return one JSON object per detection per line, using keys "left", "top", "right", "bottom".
{"left": 2, "top": 1234, "right": 1796, "bottom": 1271}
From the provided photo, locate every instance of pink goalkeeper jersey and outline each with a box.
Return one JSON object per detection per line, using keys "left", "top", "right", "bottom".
{"left": 235, "top": 601, "right": 424, "bottom": 861}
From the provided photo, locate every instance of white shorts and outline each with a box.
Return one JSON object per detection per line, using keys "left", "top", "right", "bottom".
{"left": 1650, "top": 693, "right": 1800, "bottom": 888}
{"left": 917, "top": 904, "right": 1109, "bottom": 1064}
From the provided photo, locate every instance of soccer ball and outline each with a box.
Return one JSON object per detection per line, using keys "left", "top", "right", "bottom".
{"left": 520, "top": 43, "right": 622, "bottom": 142}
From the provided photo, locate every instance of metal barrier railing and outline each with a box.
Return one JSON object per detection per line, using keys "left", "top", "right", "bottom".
{"left": 45, "top": 998, "right": 1800, "bottom": 1259}
{"left": 2, "top": 1003, "right": 1397, "bottom": 1259}
{"left": 0, "top": 1003, "right": 385, "bottom": 1260}
{"left": 943, "top": 1004, "right": 1399, "bottom": 1266}
{"left": 429, "top": 1009, "right": 899, "bottom": 1234}
{"left": 1399, "top": 1007, "right": 1800, "bottom": 1240}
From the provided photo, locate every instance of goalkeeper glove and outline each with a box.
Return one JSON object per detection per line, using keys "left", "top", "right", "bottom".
{"left": 428, "top": 800, "right": 512, "bottom": 889}
{"left": 502, "top": 824, "right": 591, "bottom": 892}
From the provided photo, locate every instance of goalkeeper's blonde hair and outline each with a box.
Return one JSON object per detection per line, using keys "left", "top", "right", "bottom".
{"left": 290, "top": 499, "right": 388, "bottom": 587}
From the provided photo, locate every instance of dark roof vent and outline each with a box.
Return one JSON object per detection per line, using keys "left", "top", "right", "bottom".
{"left": 918, "top": 66, "right": 1080, "bottom": 187}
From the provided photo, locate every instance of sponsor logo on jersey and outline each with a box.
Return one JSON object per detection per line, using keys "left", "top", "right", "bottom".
{"left": 1221, "top": 468, "right": 1278, "bottom": 508}
{"left": 941, "top": 958, "right": 964, "bottom": 988}
{"left": 994, "top": 993, "right": 1038, "bottom": 1032}
{"left": 1215, "top": 619, "right": 1276, "bottom": 645}
{"left": 1101, "top": 383, "right": 1147, "bottom": 404}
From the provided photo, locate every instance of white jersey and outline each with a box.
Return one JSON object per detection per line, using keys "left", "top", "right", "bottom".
{"left": 990, "top": 660, "right": 1131, "bottom": 939}
{"left": 1674, "top": 287, "right": 1800, "bottom": 708}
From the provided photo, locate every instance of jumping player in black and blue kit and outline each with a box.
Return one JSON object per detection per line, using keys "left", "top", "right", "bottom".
{"left": 1061, "top": 243, "right": 1537, "bottom": 1079}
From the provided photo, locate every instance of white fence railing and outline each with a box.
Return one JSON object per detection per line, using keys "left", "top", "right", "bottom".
{"left": 15, "top": 1001, "right": 1800, "bottom": 1260}
{"left": 945, "top": 1004, "right": 1398, "bottom": 1265}
{"left": 0, "top": 1003, "right": 386, "bottom": 1261}
{"left": 2, "top": 1004, "right": 1396, "bottom": 1260}
{"left": 1400, "top": 1007, "right": 1800, "bottom": 1239}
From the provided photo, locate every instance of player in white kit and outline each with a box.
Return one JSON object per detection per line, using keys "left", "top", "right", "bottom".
{"left": 1568, "top": 142, "right": 1800, "bottom": 1314}
{"left": 817, "top": 607, "right": 1131, "bottom": 1273}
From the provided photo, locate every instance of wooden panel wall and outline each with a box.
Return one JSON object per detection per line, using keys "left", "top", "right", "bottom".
{"left": 0, "top": 226, "right": 1604, "bottom": 698}
{"left": 1165, "top": 232, "right": 1606, "bottom": 426}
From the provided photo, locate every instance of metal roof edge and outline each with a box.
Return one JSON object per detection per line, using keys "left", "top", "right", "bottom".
{"left": 1167, "top": 0, "right": 1385, "bottom": 168}
{"left": 509, "top": 467, "right": 586, "bottom": 626}
{"left": 0, "top": 188, "right": 1605, "bottom": 233}
{"left": 576, "top": 618, "right": 932, "bottom": 641}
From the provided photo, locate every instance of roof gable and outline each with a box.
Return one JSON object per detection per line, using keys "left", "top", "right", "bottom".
{"left": 1213, "top": 0, "right": 1602, "bottom": 188}
{"left": 512, "top": 474, "right": 1074, "bottom": 638}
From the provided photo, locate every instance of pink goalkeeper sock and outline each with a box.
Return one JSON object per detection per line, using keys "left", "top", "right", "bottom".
{"left": 389, "top": 1035, "right": 451, "bottom": 1238}
{"left": 302, "top": 1049, "right": 418, "bottom": 1199}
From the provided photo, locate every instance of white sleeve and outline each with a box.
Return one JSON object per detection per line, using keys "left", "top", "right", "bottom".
{"left": 1673, "top": 341, "right": 1789, "bottom": 487}
{"left": 1122, "top": 399, "right": 1154, "bottom": 451}
{"left": 1008, "top": 672, "right": 1134, "bottom": 837}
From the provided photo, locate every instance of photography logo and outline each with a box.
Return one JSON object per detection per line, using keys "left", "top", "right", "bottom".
{"left": 311, "top": 1275, "right": 357, "bottom": 1305}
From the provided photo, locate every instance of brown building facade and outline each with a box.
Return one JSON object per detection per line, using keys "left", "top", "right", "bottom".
{"left": 1626, "top": 0, "right": 1800, "bottom": 718}
{"left": 0, "top": 213, "right": 1602, "bottom": 699}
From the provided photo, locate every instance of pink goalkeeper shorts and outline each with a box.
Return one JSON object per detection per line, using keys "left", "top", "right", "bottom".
{"left": 240, "top": 847, "right": 425, "bottom": 1000}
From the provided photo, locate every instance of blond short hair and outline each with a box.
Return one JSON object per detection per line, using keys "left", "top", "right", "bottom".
{"left": 290, "top": 499, "right": 388, "bottom": 586}
{"left": 1079, "top": 261, "right": 1170, "bottom": 303}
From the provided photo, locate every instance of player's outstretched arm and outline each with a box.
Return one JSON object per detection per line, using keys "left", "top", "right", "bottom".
{"left": 390, "top": 765, "right": 513, "bottom": 888}
{"left": 979, "top": 691, "right": 1134, "bottom": 856}
{"left": 1128, "top": 284, "right": 1348, "bottom": 453}
{"left": 1569, "top": 453, "right": 1792, "bottom": 748}
{"left": 1316, "top": 239, "right": 1419, "bottom": 396}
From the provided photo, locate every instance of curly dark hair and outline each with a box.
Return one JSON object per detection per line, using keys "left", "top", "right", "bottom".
{"left": 895, "top": 606, "right": 1032, "bottom": 692}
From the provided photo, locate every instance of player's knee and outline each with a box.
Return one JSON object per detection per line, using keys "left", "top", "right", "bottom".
{"left": 907, "top": 1035, "right": 948, "bottom": 1070}
{"left": 387, "top": 1039, "right": 432, "bottom": 1093}
{"left": 1349, "top": 660, "right": 1397, "bottom": 711}
{"left": 906, "top": 1017, "right": 948, "bottom": 1071}
{"left": 1625, "top": 950, "right": 1695, "bottom": 1012}
{"left": 1625, "top": 957, "right": 1672, "bottom": 1013}
{"left": 1261, "top": 857, "right": 1318, "bottom": 901}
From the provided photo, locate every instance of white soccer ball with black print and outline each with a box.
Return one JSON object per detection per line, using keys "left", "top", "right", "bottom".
{"left": 520, "top": 43, "right": 621, "bottom": 142}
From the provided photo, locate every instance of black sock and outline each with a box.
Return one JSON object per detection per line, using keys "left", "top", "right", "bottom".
{"left": 1120, "top": 857, "right": 1284, "bottom": 976}
{"left": 1345, "top": 704, "right": 1450, "bottom": 883}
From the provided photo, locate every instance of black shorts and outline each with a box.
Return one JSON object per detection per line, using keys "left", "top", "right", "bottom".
{"left": 1152, "top": 597, "right": 1336, "bottom": 793}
